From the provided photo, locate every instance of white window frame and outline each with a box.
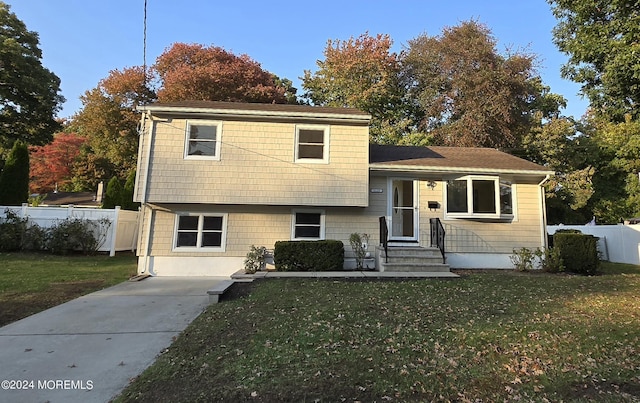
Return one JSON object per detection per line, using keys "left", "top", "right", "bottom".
{"left": 184, "top": 120, "right": 222, "bottom": 160}
{"left": 291, "top": 209, "right": 326, "bottom": 240}
{"left": 294, "top": 124, "right": 330, "bottom": 164}
{"left": 443, "top": 175, "right": 516, "bottom": 220}
{"left": 172, "top": 213, "right": 228, "bottom": 252}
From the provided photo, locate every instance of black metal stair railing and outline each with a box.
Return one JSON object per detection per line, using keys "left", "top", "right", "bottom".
{"left": 379, "top": 216, "right": 388, "bottom": 263}
{"left": 430, "top": 217, "right": 446, "bottom": 263}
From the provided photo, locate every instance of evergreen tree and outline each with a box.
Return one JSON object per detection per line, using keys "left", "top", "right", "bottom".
{"left": 121, "top": 169, "right": 140, "bottom": 211}
{"left": 102, "top": 176, "right": 123, "bottom": 209}
{"left": 0, "top": 141, "right": 30, "bottom": 205}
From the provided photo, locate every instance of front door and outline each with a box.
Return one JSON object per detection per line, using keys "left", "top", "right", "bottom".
{"left": 389, "top": 179, "right": 418, "bottom": 242}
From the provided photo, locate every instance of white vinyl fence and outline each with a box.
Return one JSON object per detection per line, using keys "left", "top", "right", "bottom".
{"left": 547, "top": 224, "right": 640, "bottom": 265}
{"left": 0, "top": 204, "right": 139, "bottom": 256}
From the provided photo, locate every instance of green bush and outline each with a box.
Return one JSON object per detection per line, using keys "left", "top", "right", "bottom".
{"left": 22, "top": 222, "right": 47, "bottom": 251}
{"left": 553, "top": 232, "right": 600, "bottom": 275}
{"left": 47, "top": 217, "right": 111, "bottom": 255}
{"left": 244, "top": 245, "right": 267, "bottom": 274}
{"left": 274, "top": 240, "right": 344, "bottom": 271}
{"left": 0, "top": 209, "right": 27, "bottom": 251}
{"left": 510, "top": 247, "right": 536, "bottom": 271}
{"left": 554, "top": 229, "right": 583, "bottom": 234}
{"left": 535, "top": 247, "right": 565, "bottom": 273}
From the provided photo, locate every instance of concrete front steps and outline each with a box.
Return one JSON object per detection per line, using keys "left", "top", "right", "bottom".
{"left": 377, "top": 245, "right": 450, "bottom": 273}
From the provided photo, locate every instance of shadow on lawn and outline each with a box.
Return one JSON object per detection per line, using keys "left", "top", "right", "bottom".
{"left": 0, "top": 279, "right": 105, "bottom": 327}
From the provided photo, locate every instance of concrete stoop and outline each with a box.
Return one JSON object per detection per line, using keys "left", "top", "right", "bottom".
{"left": 378, "top": 246, "right": 450, "bottom": 273}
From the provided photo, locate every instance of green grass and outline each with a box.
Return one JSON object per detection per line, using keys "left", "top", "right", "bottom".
{"left": 116, "top": 262, "right": 640, "bottom": 402}
{"left": 0, "top": 252, "right": 137, "bottom": 326}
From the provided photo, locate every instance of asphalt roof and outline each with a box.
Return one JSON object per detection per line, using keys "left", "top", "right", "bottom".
{"left": 140, "top": 100, "right": 370, "bottom": 117}
{"left": 39, "top": 192, "right": 100, "bottom": 207}
{"left": 370, "top": 144, "right": 552, "bottom": 174}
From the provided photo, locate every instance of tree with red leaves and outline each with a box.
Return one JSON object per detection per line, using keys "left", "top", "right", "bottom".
{"left": 154, "top": 43, "right": 294, "bottom": 103}
{"left": 29, "top": 132, "right": 86, "bottom": 193}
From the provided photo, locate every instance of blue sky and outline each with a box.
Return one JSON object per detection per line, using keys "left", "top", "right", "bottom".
{"left": 8, "top": 0, "right": 588, "bottom": 119}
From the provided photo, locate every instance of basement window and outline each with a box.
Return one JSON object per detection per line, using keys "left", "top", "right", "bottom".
{"left": 174, "top": 213, "right": 227, "bottom": 251}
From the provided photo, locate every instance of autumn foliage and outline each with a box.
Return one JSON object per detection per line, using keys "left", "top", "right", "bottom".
{"left": 403, "top": 21, "right": 538, "bottom": 149}
{"left": 302, "top": 33, "right": 410, "bottom": 143}
{"left": 154, "top": 43, "right": 289, "bottom": 104}
{"left": 29, "top": 132, "right": 86, "bottom": 193}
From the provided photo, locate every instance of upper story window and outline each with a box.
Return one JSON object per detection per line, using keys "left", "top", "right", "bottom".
{"left": 295, "top": 125, "right": 329, "bottom": 163}
{"left": 291, "top": 210, "right": 325, "bottom": 240}
{"left": 174, "top": 213, "right": 227, "bottom": 251}
{"left": 184, "top": 120, "right": 222, "bottom": 160}
{"left": 445, "top": 176, "right": 514, "bottom": 219}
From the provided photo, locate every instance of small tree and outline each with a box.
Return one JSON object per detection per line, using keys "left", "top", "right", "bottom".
{"left": 121, "top": 169, "right": 139, "bottom": 210}
{"left": 102, "top": 176, "right": 123, "bottom": 209}
{"left": 349, "top": 233, "right": 370, "bottom": 270}
{"left": 0, "top": 141, "right": 30, "bottom": 205}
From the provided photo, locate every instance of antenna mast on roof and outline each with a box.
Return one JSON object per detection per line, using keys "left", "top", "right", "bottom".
{"left": 142, "top": 0, "right": 148, "bottom": 100}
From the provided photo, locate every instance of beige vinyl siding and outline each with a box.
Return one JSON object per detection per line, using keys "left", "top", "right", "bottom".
{"left": 133, "top": 119, "right": 154, "bottom": 202}
{"left": 434, "top": 182, "right": 544, "bottom": 253}
{"left": 144, "top": 192, "right": 386, "bottom": 260}
{"left": 141, "top": 178, "right": 544, "bottom": 261}
{"left": 367, "top": 175, "right": 544, "bottom": 254}
{"left": 141, "top": 119, "right": 369, "bottom": 207}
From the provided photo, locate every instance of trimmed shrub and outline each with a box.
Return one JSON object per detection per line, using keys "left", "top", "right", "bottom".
{"left": 548, "top": 229, "right": 581, "bottom": 249}
{"left": 553, "top": 232, "right": 600, "bottom": 275}
{"left": 274, "top": 240, "right": 344, "bottom": 271}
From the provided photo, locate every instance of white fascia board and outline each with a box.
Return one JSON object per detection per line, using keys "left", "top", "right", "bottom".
{"left": 369, "top": 164, "right": 555, "bottom": 177}
{"left": 137, "top": 105, "right": 371, "bottom": 123}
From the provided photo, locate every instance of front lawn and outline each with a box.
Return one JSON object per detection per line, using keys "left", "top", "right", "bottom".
{"left": 116, "top": 262, "right": 640, "bottom": 402}
{"left": 0, "top": 252, "right": 137, "bottom": 326}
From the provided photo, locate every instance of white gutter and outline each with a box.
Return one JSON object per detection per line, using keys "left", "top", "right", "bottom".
{"left": 136, "top": 111, "right": 156, "bottom": 275}
{"left": 538, "top": 174, "right": 551, "bottom": 248}
{"left": 137, "top": 105, "right": 371, "bottom": 123}
{"left": 139, "top": 206, "right": 154, "bottom": 274}
{"left": 370, "top": 164, "right": 555, "bottom": 177}
{"left": 132, "top": 111, "right": 148, "bottom": 202}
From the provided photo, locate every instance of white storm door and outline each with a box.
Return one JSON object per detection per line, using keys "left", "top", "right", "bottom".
{"left": 389, "top": 179, "right": 418, "bottom": 241}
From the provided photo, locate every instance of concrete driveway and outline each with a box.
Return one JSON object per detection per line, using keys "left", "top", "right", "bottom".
{"left": 0, "top": 277, "right": 227, "bottom": 403}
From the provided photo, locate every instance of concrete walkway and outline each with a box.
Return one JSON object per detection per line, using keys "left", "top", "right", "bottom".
{"left": 0, "top": 277, "right": 228, "bottom": 403}
{"left": 232, "top": 270, "right": 459, "bottom": 279}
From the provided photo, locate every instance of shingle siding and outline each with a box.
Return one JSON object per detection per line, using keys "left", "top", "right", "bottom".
{"left": 140, "top": 119, "right": 369, "bottom": 206}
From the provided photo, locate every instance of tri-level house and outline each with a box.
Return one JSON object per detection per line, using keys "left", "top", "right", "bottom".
{"left": 134, "top": 101, "right": 553, "bottom": 276}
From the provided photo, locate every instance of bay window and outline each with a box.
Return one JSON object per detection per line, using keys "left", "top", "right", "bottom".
{"left": 445, "top": 176, "right": 513, "bottom": 219}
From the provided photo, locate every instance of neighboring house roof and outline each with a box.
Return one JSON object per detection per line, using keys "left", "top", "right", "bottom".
{"left": 370, "top": 144, "right": 554, "bottom": 176}
{"left": 39, "top": 192, "right": 100, "bottom": 207}
{"left": 139, "top": 101, "right": 371, "bottom": 123}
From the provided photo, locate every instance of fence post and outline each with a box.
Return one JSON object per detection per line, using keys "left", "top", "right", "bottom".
{"left": 109, "top": 206, "right": 121, "bottom": 257}
{"left": 67, "top": 204, "right": 74, "bottom": 218}
{"left": 21, "top": 203, "right": 28, "bottom": 218}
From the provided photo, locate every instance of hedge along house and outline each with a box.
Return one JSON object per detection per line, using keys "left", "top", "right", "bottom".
{"left": 134, "top": 101, "right": 553, "bottom": 276}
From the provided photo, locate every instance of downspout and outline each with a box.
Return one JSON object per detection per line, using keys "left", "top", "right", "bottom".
{"left": 140, "top": 207, "right": 154, "bottom": 274}
{"left": 137, "top": 111, "right": 155, "bottom": 274}
{"left": 538, "top": 174, "right": 551, "bottom": 248}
